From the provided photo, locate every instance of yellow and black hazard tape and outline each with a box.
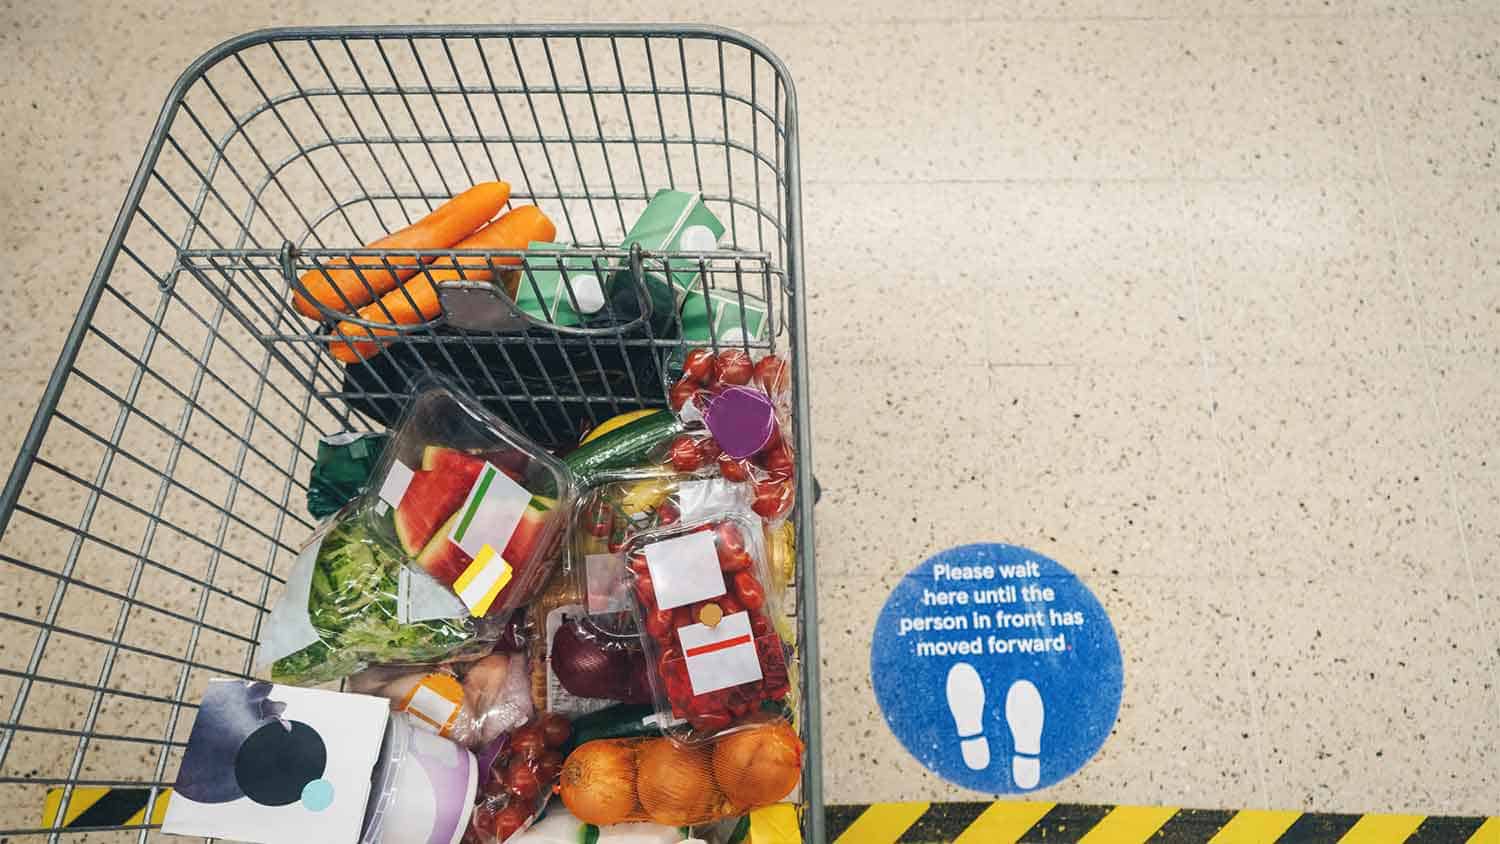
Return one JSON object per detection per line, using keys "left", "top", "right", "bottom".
{"left": 821, "top": 801, "right": 1500, "bottom": 844}
{"left": 40, "top": 786, "right": 171, "bottom": 829}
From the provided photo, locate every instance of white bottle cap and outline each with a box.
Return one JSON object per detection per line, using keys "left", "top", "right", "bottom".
{"left": 678, "top": 224, "right": 719, "bottom": 252}
{"left": 568, "top": 274, "right": 605, "bottom": 314}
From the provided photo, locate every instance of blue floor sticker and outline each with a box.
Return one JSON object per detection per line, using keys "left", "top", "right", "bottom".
{"left": 871, "top": 543, "right": 1123, "bottom": 793}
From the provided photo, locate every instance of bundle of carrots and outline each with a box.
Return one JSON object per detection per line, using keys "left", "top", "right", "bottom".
{"left": 291, "top": 181, "right": 557, "bottom": 364}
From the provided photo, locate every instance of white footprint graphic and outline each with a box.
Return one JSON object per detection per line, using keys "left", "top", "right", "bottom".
{"left": 945, "top": 662, "right": 990, "bottom": 770}
{"left": 1005, "top": 679, "right": 1044, "bottom": 789}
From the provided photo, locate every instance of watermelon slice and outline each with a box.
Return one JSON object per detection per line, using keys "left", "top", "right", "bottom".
{"left": 415, "top": 511, "right": 471, "bottom": 584}
{"left": 413, "top": 496, "right": 558, "bottom": 605}
{"left": 393, "top": 452, "right": 487, "bottom": 555}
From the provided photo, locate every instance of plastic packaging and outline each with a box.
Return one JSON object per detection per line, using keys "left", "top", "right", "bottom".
{"left": 361, "top": 714, "right": 480, "bottom": 844}
{"left": 665, "top": 350, "right": 795, "bottom": 521}
{"left": 363, "top": 383, "right": 575, "bottom": 621}
{"left": 258, "top": 509, "right": 499, "bottom": 686}
{"left": 308, "top": 431, "right": 389, "bottom": 518}
{"left": 463, "top": 714, "right": 573, "bottom": 843}
{"left": 572, "top": 469, "right": 752, "bottom": 620}
{"left": 558, "top": 720, "right": 803, "bottom": 827}
{"left": 259, "top": 382, "right": 574, "bottom": 686}
{"left": 350, "top": 651, "right": 533, "bottom": 749}
{"left": 621, "top": 515, "right": 791, "bottom": 738}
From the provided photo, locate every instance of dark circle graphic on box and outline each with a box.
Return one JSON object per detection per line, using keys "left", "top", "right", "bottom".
{"left": 234, "top": 721, "right": 328, "bottom": 806}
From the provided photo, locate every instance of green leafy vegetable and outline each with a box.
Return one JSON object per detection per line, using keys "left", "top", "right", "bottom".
{"left": 272, "top": 515, "right": 475, "bottom": 685}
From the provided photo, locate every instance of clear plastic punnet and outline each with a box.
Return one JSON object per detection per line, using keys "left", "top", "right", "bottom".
{"left": 365, "top": 382, "right": 576, "bottom": 621}
{"left": 620, "top": 514, "right": 791, "bottom": 742}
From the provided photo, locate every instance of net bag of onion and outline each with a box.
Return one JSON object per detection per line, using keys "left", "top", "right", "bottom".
{"left": 559, "top": 720, "right": 803, "bottom": 826}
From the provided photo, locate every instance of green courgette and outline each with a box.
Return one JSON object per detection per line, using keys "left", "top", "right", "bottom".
{"left": 565, "top": 703, "right": 663, "bottom": 751}
{"left": 563, "top": 409, "right": 683, "bottom": 484}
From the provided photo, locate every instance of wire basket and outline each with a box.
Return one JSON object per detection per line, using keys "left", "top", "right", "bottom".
{"left": 0, "top": 25, "right": 821, "bottom": 842}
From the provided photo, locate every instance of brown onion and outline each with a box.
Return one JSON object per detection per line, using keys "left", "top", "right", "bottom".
{"left": 637, "top": 738, "right": 718, "bottom": 826}
{"left": 559, "top": 740, "right": 637, "bottom": 825}
{"left": 712, "top": 721, "right": 803, "bottom": 809}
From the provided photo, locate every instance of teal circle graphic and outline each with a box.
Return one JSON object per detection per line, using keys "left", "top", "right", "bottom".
{"left": 300, "top": 778, "right": 334, "bottom": 812}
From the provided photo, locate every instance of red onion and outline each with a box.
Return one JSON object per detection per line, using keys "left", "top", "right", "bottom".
{"left": 551, "top": 618, "right": 652, "bottom": 704}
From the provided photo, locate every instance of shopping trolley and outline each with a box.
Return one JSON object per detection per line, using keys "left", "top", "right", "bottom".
{"left": 0, "top": 25, "right": 821, "bottom": 842}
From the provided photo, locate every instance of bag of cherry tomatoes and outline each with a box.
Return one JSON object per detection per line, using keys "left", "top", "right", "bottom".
{"left": 619, "top": 513, "right": 791, "bottom": 740}
{"left": 463, "top": 713, "right": 572, "bottom": 843}
{"left": 665, "top": 349, "right": 795, "bottom": 521}
{"left": 559, "top": 719, "right": 803, "bottom": 827}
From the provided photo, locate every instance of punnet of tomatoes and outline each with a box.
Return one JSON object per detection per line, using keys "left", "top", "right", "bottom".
{"left": 462, "top": 714, "right": 571, "bottom": 844}
{"left": 625, "top": 517, "right": 790, "bottom": 733}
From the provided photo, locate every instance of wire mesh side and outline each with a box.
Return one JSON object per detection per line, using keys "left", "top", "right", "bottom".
{"left": 0, "top": 25, "right": 812, "bottom": 842}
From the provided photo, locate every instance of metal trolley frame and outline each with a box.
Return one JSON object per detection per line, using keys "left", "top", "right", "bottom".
{"left": 0, "top": 24, "right": 821, "bottom": 842}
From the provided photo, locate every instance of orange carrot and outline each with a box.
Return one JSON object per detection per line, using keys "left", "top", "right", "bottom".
{"left": 330, "top": 205, "right": 557, "bottom": 363}
{"left": 292, "top": 181, "right": 510, "bottom": 319}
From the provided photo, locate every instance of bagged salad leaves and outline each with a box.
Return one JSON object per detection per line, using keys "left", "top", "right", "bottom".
{"left": 257, "top": 510, "right": 496, "bottom": 685}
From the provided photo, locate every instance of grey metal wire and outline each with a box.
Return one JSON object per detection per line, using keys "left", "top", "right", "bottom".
{"left": 0, "top": 24, "right": 820, "bottom": 844}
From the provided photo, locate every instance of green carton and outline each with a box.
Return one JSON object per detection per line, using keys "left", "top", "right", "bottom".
{"left": 513, "top": 242, "right": 612, "bottom": 327}
{"left": 679, "top": 288, "right": 770, "bottom": 346}
{"left": 624, "top": 189, "right": 726, "bottom": 303}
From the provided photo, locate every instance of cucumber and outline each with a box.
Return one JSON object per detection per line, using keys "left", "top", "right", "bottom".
{"left": 564, "top": 409, "right": 683, "bottom": 485}
{"left": 565, "top": 703, "right": 662, "bottom": 750}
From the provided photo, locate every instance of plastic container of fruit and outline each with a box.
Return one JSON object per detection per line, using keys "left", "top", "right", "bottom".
{"left": 621, "top": 514, "right": 791, "bottom": 741}
{"left": 366, "top": 383, "right": 576, "bottom": 621}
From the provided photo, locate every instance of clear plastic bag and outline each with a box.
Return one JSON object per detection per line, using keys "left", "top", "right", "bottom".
{"left": 257, "top": 508, "right": 501, "bottom": 686}
{"left": 621, "top": 515, "right": 791, "bottom": 739}
{"left": 463, "top": 714, "right": 573, "bottom": 843}
{"left": 350, "top": 651, "right": 534, "bottom": 749}
{"left": 664, "top": 351, "right": 795, "bottom": 521}
{"left": 558, "top": 719, "right": 802, "bottom": 827}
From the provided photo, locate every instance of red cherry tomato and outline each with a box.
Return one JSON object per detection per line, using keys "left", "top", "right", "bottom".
{"left": 750, "top": 612, "right": 772, "bottom": 637}
{"left": 683, "top": 348, "right": 715, "bottom": 384}
{"left": 672, "top": 605, "right": 697, "bottom": 629}
{"left": 668, "top": 435, "right": 703, "bottom": 471}
{"left": 645, "top": 608, "right": 673, "bottom": 640}
{"left": 493, "top": 801, "right": 531, "bottom": 841}
{"left": 628, "top": 553, "right": 650, "bottom": 576}
{"left": 534, "top": 750, "right": 564, "bottom": 785}
{"left": 657, "top": 499, "right": 680, "bottom": 526}
{"left": 763, "top": 444, "right": 794, "bottom": 479}
{"left": 754, "top": 354, "right": 790, "bottom": 394}
{"left": 752, "top": 478, "right": 792, "bottom": 519}
{"left": 715, "top": 521, "right": 746, "bottom": 554}
{"left": 539, "top": 713, "right": 571, "bottom": 748}
{"left": 718, "top": 546, "right": 752, "bottom": 573}
{"left": 697, "top": 437, "right": 722, "bottom": 462}
{"left": 669, "top": 379, "right": 697, "bottom": 412}
{"left": 509, "top": 725, "right": 545, "bottom": 761}
{"left": 733, "top": 571, "right": 766, "bottom": 611}
{"left": 633, "top": 572, "right": 656, "bottom": 610}
{"left": 717, "top": 594, "right": 745, "bottom": 617}
{"left": 504, "top": 757, "right": 541, "bottom": 801}
{"left": 717, "top": 453, "right": 751, "bottom": 482}
{"left": 714, "top": 349, "right": 753, "bottom": 385}
{"left": 586, "top": 499, "right": 613, "bottom": 537}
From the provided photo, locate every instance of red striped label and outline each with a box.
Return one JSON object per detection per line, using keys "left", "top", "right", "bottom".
{"left": 684, "top": 633, "right": 752, "bottom": 658}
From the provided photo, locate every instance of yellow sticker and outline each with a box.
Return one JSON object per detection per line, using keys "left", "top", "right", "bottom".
{"left": 453, "top": 543, "right": 513, "bottom": 617}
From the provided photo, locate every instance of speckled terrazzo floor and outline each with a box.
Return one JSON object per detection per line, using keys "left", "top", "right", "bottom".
{"left": 1, "top": 0, "right": 1498, "bottom": 835}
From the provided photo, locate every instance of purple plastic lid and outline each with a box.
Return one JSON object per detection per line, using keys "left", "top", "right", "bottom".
{"left": 704, "top": 386, "right": 776, "bottom": 459}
